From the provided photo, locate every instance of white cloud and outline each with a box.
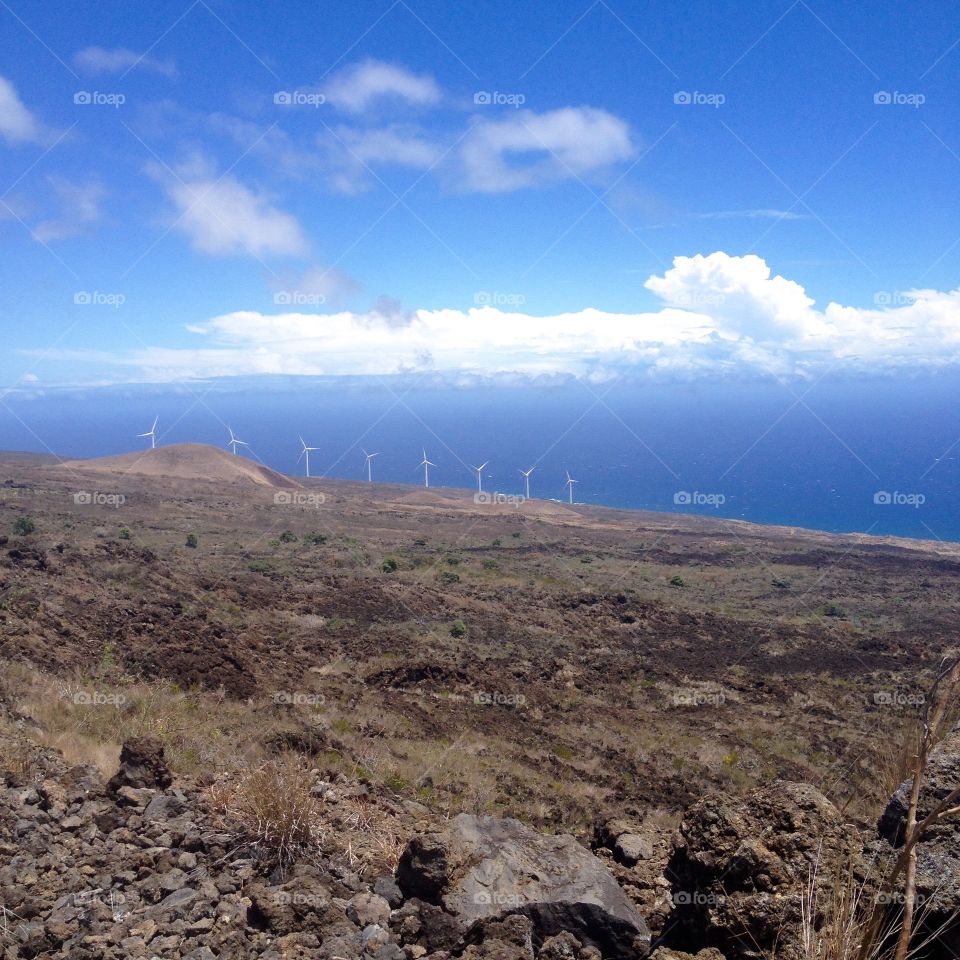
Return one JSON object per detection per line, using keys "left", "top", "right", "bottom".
{"left": 151, "top": 161, "right": 307, "bottom": 258}
{"left": 61, "top": 252, "right": 960, "bottom": 382}
{"left": 320, "top": 124, "right": 443, "bottom": 192}
{"left": 0, "top": 76, "right": 49, "bottom": 145}
{"left": 74, "top": 47, "right": 177, "bottom": 77}
{"left": 325, "top": 60, "right": 442, "bottom": 114}
{"left": 32, "top": 178, "right": 106, "bottom": 242}
{"left": 459, "top": 107, "right": 634, "bottom": 192}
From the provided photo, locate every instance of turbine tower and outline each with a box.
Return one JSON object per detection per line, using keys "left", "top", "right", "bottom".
{"left": 472, "top": 461, "right": 489, "bottom": 493}
{"left": 565, "top": 469, "right": 578, "bottom": 504}
{"left": 362, "top": 448, "right": 379, "bottom": 482}
{"left": 137, "top": 416, "right": 158, "bottom": 450}
{"left": 520, "top": 466, "right": 536, "bottom": 499}
{"left": 298, "top": 435, "right": 320, "bottom": 478}
{"left": 419, "top": 448, "right": 436, "bottom": 488}
{"left": 227, "top": 427, "right": 248, "bottom": 456}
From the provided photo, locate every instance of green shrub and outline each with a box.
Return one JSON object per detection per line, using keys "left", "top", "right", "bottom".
{"left": 118, "top": 528, "right": 131, "bottom": 540}
{"left": 279, "top": 530, "right": 297, "bottom": 544}
{"left": 450, "top": 618, "right": 467, "bottom": 638}
{"left": 12, "top": 516, "right": 35, "bottom": 536}
{"left": 185, "top": 533, "right": 198, "bottom": 549}
{"left": 303, "top": 532, "right": 327, "bottom": 546}
{"left": 382, "top": 556, "right": 400, "bottom": 573}
{"left": 440, "top": 571, "right": 460, "bottom": 585}
{"left": 247, "top": 559, "right": 273, "bottom": 573}
{"left": 482, "top": 558, "right": 499, "bottom": 570}
{"left": 669, "top": 575, "right": 686, "bottom": 587}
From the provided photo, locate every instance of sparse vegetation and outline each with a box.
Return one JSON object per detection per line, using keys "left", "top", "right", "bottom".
{"left": 12, "top": 515, "right": 35, "bottom": 536}
{"left": 185, "top": 532, "right": 198, "bottom": 548}
{"left": 450, "top": 618, "right": 467, "bottom": 638}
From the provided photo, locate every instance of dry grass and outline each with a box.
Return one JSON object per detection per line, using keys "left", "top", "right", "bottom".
{"left": 209, "top": 755, "right": 325, "bottom": 868}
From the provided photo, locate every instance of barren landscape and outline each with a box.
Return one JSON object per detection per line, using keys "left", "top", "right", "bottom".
{"left": 1, "top": 445, "right": 958, "bottom": 959}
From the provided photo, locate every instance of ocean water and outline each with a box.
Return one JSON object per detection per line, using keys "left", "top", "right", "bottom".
{"left": 1, "top": 374, "right": 957, "bottom": 541}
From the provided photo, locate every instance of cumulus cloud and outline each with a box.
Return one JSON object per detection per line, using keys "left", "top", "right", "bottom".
{"left": 73, "top": 46, "right": 177, "bottom": 77}
{"left": 58, "top": 252, "right": 960, "bottom": 383}
{"left": 32, "top": 178, "right": 106, "bottom": 242}
{"left": 150, "top": 160, "right": 307, "bottom": 257}
{"left": 459, "top": 108, "right": 634, "bottom": 192}
{"left": 0, "top": 76, "right": 50, "bottom": 145}
{"left": 325, "top": 60, "right": 441, "bottom": 114}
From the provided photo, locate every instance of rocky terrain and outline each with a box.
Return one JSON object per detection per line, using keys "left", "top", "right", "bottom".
{"left": 1, "top": 445, "right": 958, "bottom": 958}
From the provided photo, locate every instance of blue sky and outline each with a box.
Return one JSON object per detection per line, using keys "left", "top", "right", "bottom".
{"left": 2, "top": 0, "right": 960, "bottom": 388}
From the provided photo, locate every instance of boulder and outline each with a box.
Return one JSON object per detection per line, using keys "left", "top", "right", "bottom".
{"left": 108, "top": 736, "right": 172, "bottom": 792}
{"left": 666, "top": 781, "right": 860, "bottom": 960}
{"left": 396, "top": 813, "right": 650, "bottom": 959}
{"left": 878, "top": 725, "right": 960, "bottom": 958}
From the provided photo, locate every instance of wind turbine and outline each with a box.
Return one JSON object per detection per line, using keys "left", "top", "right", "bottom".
{"left": 471, "top": 461, "right": 489, "bottom": 493}
{"left": 138, "top": 416, "right": 158, "bottom": 450}
{"left": 565, "top": 469, "right": 578, "bottom": 504}
{"left": 419, "top": 448, "right": 436, "bottom": 488}
{"left": 227, "top": 427, "right": 248, "bottom": 456}
{"left": 520, "top": 466, "right": 536, "bottom": 499}
{"left": 362, "top": 448, "right": 379, "bottom": 482}
{"left": 298, "top": 435, "right": 320, "bottom": 478}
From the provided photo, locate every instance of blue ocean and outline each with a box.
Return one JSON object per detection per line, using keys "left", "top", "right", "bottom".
{"left": 1, "top": 374, "right": 957, "bottom": 541}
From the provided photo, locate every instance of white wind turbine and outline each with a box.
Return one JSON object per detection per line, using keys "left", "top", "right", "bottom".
{"left": 298, "top": 435, "right": 320, "bottom": 478}
{"left": 520, "top": 466, "right": 536, "bottom": 499}
{"left": 227, "top": 426, "right": 248, "bottom": 456}
{"left": 362, "top": 448, "right": 379, "bottom": 482}
{"left": 471, "top": 461, "right": 489, "bottom": 493}
{"left": 419, "top": 448, "right": 436, "bottom": 488}
{"left": 565, "top": 468, "right": 578, "bottom": 504}
{"left": 138, "top": 415, "right": 158, "bottom": 450}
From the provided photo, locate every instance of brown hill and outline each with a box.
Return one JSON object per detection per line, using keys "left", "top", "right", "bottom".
{"left": 61, "top": 443, "right": 300, "bottom": 489}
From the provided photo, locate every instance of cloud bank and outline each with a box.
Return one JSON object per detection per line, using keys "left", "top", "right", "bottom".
{"left": 66, "top": 253, "right": 960, "bottom": 383}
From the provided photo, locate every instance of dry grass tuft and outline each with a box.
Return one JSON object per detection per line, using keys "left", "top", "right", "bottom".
{"left": 209, "top": 755, "right": 325, "bottom": 868}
